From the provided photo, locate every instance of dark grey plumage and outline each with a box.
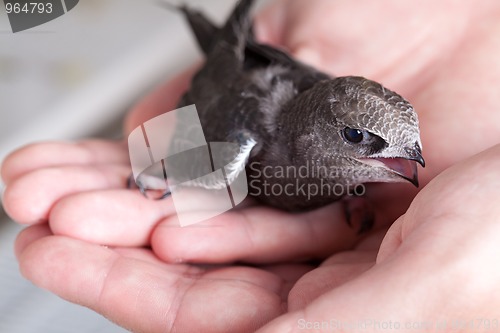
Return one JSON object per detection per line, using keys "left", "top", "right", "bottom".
{"left": 159, "top": 0, "right": 425, "bottom": 212}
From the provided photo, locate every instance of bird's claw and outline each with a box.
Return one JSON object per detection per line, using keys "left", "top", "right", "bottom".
{"left": 127, "top": 174, "right": 171, "bottom": 200}
{"left": 342, "top": 197, "right": 375, "bottom": 234}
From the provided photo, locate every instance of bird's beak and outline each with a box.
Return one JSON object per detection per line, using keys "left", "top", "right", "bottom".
{"left": 360, "top": 146, "right": 425, "bottom": 187}
{"left": 373, "top": 157, "right": 421, "bottom": 186}
{"left": 404, "top": 145, "right": 425, "bottom": 168}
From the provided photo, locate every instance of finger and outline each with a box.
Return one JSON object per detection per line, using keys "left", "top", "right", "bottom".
{"left": 48, "top": 190, "right": 176, "bottom": 247}
{"left": 263, "top": 264, "right": 315, "bottom": 301}
{"left": 17, "top": 234, "right": 285, "bottom": 333}
{"left": 3, "top": 164, "right": 130, "bottom": 225}
{"left": 151, "top": 202, "right": 385, "bottom": 264}
{"left": 288, "top": 250, "right": 376, "bottom": 311}
{"left": 123, "top": 66, "right": 199, "bottom": 135}
{"left": 1, "top": 140, "right": 128, "bottom": 184}
{"left": 14, "top": 224, "right": 52, "bottom": 259}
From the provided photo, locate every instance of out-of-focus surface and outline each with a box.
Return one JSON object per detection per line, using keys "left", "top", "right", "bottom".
{"left": 0, "top": 0, "right": 239, "bottom": 161}
{"left": 0, "top": 0, "right": 239, "bottom": 332}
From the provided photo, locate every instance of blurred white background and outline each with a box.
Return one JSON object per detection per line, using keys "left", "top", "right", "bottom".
{"left": 0, "top": 0, "right": 239, "bottom": 332}
{"left": 0, "top": 0, "right": 241, "bottom": 161}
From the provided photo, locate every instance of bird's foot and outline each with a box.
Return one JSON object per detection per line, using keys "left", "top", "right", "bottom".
{"left": 127, "top": 174, "right": 171, "bottom": 200}
{"left": 342, "top": 196, "right": 375, "bottom": 234}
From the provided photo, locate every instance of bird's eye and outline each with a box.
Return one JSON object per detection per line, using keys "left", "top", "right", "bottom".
{"left": 342, "top": 127, "right": 364, "bottom": 144}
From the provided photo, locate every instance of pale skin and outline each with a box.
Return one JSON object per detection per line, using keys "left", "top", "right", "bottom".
{"left": 2, "top": 0, "right": 500, "bottom": 332}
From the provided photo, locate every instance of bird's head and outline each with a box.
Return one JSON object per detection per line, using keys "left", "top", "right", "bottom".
{"left": 294, "top": 76, "right": 425, "bottom": 187}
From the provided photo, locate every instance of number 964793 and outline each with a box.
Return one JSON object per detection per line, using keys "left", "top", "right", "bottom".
{"left": 5, "top": 2, "right": 53, "bottom": 14}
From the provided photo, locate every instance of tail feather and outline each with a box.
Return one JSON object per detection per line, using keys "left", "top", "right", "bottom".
{"left": 178, "top": 5, "right": 219, "bottom": 54}
{"left": 159, "top": 0, "right": 254, "bottom": 57}
{"left": 218, "top": 0, "right": 254, "bottom": 52}
{"left": 157, "top": 1, "right": 219, "bottom": 54}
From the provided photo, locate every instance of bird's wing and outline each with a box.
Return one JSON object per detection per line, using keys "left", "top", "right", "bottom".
{"left": 165, "top": 134, "right": 257, "bottom": 190}
{"left": 245, "top": 40, "right": 331, "bottom": 91}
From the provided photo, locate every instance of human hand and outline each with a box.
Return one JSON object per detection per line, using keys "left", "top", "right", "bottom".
{"left": 258, "top": 144, "right": 500, "bottom": 332}
{"left": 3, "top": 0, "right": 500, "bottom": 332}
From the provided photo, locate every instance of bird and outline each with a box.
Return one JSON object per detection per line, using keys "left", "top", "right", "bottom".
{"left": 142, "top": 0, "right": 425, "bottom": 229}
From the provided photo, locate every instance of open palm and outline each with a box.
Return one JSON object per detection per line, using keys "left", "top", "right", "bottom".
{"left": 3, "top": 1, "right": 500, "bottom": 332}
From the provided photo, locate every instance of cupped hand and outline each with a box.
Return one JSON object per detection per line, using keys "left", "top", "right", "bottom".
{"left": 259, "top": 144, "right": 500, "bottom": 332}
{"left": 2, "top": 0, "right": 500, "bottom": 332}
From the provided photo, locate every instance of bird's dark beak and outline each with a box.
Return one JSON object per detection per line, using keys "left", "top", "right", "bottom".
{"left": 372, "top": 146, "right": 425, "bottom": 187}
{"left": 404, "top": 145, "right": 425, "bottom": 168}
